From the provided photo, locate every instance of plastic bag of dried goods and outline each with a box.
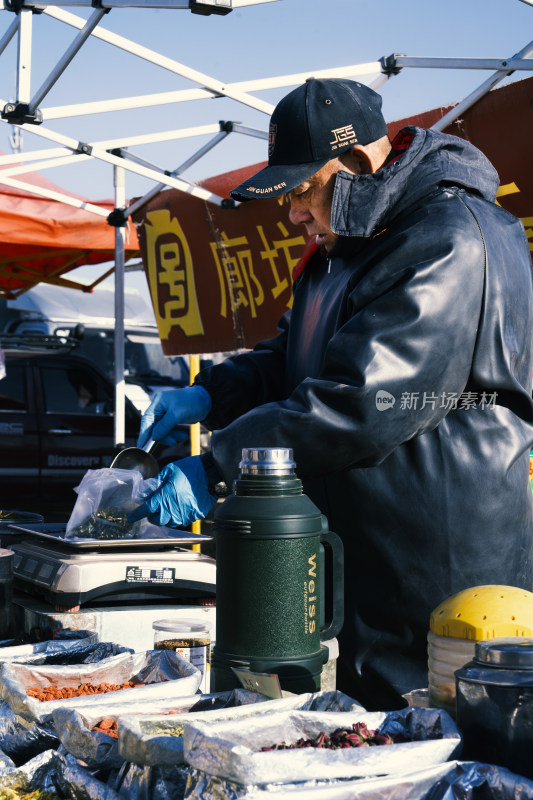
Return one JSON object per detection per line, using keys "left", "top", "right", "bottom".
{"left": 118, "top": 689, "right": 362, "bottom": 767}
{"left": 52, "top": 690, "right": 268, "bottom": 772}
{"left": 65, "top": 468, "right": 146, "bottom": 540}
{"left": 0, "top": 650, "right": 201, "bottom": 726}
{"left": 183, "top": 706, "right": 461, "bottom": 786}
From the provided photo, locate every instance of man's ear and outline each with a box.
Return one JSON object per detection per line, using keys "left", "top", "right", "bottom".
{"left": 342, "top": 145, "right": 375, "bottom": 175}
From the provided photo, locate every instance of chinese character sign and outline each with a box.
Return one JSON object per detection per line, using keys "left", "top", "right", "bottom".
{"left": 133, "top": 175, "right": 305, "bottom": 355}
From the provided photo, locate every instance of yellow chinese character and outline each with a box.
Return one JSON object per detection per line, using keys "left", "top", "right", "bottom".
{"left": 143, "top": 209, "right": 204, "bottom": 340}
{"left": 210, "top": 233, "right": 264, "bottom": 319}
{"left": 257, "top": 222, "right": 306, "bottom": 307}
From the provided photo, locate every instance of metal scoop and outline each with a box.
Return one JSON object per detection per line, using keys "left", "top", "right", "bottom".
{"left": 110, "top": 438, "right": 159, "bottom": 479}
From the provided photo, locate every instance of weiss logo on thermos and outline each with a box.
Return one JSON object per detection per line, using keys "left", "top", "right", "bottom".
{"left": 307, "top": 553, "right": 317, "bottom": 634}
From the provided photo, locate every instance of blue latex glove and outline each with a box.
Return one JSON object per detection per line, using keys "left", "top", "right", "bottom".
{"left": 137, "top": 385, "right": 212, "bottom": 449}
{"left": 128, "top": 456, "right": 217, "bottom": 528}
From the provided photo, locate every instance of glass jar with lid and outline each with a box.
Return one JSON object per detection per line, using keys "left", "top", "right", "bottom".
{"left": 153, "top": 618, "right": 212, "bottom": 694}
{"left": 455, "top": 637, "right": 533, "bottom": 779}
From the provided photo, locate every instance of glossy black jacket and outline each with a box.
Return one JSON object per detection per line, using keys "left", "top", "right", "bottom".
{"left": 196, "top": 127, "right": 533, "bottom": 709}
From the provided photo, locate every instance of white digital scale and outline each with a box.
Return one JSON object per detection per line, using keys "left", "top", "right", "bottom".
{"left": 7, "top": 523, "right": 216, "bottom": 610}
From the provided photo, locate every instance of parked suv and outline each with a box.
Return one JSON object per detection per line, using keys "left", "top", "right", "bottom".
{"left": 0, "top": 337, "right": 191, "bottom": 517}
{"left": 0, "top": 284, "right": 192, "bottom": 414}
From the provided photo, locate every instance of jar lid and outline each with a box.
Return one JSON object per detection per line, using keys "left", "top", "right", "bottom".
{"left": 152, "top": 618, "right": 211, "bottom": 634}
{"left": 429, "top": 585, "right": 533, "bottom": 639}
{"left": 474, "top": 637, "right": 533, "bottom": 668}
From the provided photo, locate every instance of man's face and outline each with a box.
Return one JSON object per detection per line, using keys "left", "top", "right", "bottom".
{"left": 287, "top": 158, "right": 346, "bottom": 253}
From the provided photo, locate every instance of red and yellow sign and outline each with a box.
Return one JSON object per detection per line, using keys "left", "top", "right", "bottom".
{"left": 133, "top": 172, "right": 305, "bottom": 355}
{"left": 133, "top": 76, "right": 533, "bottom": 356}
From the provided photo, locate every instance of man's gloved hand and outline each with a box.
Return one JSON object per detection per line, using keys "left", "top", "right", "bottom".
{"left": 128, "top": 456, "right": 217, "bottom": 528}
{"left": 137, "top": 385, "right": 212, "bottom": 449}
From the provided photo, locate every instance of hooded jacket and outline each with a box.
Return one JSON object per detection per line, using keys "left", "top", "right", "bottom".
{"left": 196, "top": 127, "right": 533, "bottom": 709}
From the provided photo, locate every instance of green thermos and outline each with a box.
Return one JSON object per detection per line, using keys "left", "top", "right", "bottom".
{"left": 211, "top": 447, "right": 344, "bottom": 694}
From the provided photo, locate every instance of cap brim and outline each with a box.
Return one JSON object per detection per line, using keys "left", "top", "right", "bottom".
{"left": 229, "top": 158, "right": 330, "bottom": 202}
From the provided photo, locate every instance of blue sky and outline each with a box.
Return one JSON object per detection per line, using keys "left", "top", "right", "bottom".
{"left": 0, "top": 0, "right": 531, "bottom": 206}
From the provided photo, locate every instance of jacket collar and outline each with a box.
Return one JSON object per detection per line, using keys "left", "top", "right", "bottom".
{"left": 329, "top": 126, "right": 500, "bottom": 239}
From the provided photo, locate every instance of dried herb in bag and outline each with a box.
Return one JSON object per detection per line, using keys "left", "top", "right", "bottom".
{"left": 261, "top": 721, "right": 405, "bottom": 751}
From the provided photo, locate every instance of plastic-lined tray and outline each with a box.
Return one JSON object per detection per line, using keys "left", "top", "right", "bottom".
{"left": 118, "top": 689, "right": 363, "bottom": 766}
{"left": 53, "top": 689, "right": 271, "bottom": 770}
{"left": 8, "top": 522, "right": 211, "bottom": 549}
{"left": 183, "top": 706, "right": 462, "bottom": 785}
{"left": 116, "top": 690, "right": 363, "bottom": 766}
{"left": 0, "top": 650, "right": 202, "bottom": 726}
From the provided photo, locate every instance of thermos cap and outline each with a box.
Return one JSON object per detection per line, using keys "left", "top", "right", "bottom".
{"left": 239, "top": 447, "right": 296, "bottom": 475}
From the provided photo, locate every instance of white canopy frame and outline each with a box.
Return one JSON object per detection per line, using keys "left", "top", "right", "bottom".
{"left": 0, "top": 0, "right": 532, "bottom": 446}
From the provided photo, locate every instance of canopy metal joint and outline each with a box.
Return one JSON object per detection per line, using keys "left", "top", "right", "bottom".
{"left": 76, "top": 141, "right": 93, "bottom": 154}
{"left": 107, "top": 206, "right": 128, "bottom": 227}
{"left": 4, "top": 0, "right": 44, "bottom": 13}
{"left": 189, "top": 0, "right": 232, "bottom": 16}
{"left": 1, "top": 101, "right": 42, "bottom": 124}
{"left": 4, "top": 0, "right": 25, "bottom": 12}
{"left": 380, "top": 53, "right": 405, "bottom": 76}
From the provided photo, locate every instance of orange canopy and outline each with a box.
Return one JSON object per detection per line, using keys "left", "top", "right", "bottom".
{"left": 0, "top": 156, "right": 139, "bottom": 299}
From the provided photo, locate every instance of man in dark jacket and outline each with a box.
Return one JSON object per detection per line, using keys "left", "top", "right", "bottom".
{"left": 131, "top": 78, "right": 533, "bottom": 710}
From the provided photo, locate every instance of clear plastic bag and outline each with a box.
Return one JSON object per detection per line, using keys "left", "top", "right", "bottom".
{"left": 66, "top": 467, "right": 146, "bottom": 540}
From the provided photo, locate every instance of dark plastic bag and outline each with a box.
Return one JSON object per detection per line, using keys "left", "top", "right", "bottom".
{"left": 0, "top": 701, "right": 58, "bottom": 765}
{"left": 424, "top": 760, "right": 533, "bottom": 800}
{"left": 113, "top": 761, "right": 190, "bottom": 800}
{"left": 16, "top": 642, "right": 133, "bottom": 666}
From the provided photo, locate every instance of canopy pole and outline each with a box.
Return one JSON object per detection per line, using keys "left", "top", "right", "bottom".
{"left": 431, "top": 39, "right": 533, "bottom": 131}
{"left": 16, "top": 9, "right": 33, "bottom": 104}
{"left": 127, "top": 127, "right": 232, "bottom": 217}
{"left": 113, "top": 162, "right": 126, "bottom": 448}
{"left": 29, "top": 8, "right": 108, "bottom": 113}
{"left": 189, "top": 354, "right": 202, "bottom": 550}
{"left": 0, "top": 15, "right": 19, "bottom": 57}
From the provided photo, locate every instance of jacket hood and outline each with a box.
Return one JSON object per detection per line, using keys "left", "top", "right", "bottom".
{"left": 330, "top": 126, "right": 500, "bottom": 238}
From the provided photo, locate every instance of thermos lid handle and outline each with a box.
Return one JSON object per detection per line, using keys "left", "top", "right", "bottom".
{"left": 239, "top": 447, "right": 296, "bottom": 475}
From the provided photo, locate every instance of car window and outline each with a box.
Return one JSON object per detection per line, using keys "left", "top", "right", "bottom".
{"left": 41, "top": 365, "right": 113, "bottom": 415}
{"left": 75, "top": 330, "right": 189, "bottom": 387}
{"left": 0, "top": 365, "right": 26, "bottom": 412}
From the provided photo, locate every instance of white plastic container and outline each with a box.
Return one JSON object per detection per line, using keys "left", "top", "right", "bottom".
{"left": 427, "top": 630, "right": 475, "bottom": 715}
{"left": 153, "top": 619, "right": 211, "bottom": 694}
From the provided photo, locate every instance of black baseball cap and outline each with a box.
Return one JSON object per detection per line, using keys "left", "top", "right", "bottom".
{"left": 230, "top": 78, "right": 388, "bottom": 202}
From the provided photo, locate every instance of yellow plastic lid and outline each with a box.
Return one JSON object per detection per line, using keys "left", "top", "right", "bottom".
{"left": 430, "top": 585, "right": 533, "bottom": 640}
